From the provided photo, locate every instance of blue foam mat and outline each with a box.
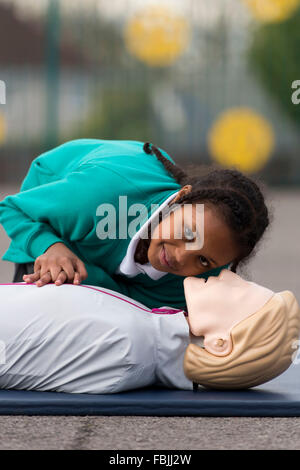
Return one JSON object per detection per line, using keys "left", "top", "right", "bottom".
{"left": 0, "top": 365, "right": 299, "bottom": 416}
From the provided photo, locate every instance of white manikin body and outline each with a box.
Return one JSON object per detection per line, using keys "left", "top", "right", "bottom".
{"left": 0, "top": 283, "right": 192, "bottom": 394}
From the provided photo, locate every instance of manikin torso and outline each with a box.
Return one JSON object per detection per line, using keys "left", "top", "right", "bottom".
{"left": 0, "top": 270, "right": 276, "bottom": 394}
{"left": 0, "top": 282, "right": 192, "bottom": 393}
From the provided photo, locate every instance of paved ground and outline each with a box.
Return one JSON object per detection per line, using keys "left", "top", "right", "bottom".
{"left": 0, "top": 415, "right": 300, "bottom": 450}
{"left": 0, "top": 184, "right": 299, "bottom": 450}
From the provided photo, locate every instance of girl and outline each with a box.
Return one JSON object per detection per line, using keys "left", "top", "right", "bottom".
{"left": 0, "top": 139, "right": 269, "bottom": 309}
{"left": 0, "top": 271, "right": 298, "bottom": 393}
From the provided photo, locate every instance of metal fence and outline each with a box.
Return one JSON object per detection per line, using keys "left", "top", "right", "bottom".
{"left": 0, "top": 0, "right": 299, "bottom": 185}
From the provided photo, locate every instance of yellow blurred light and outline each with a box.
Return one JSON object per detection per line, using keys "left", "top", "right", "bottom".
{"left": 124, "top": 5, "right": 190, "bottom": 66}
{"left": 208, "top": 108, "right": 275, "bottom": 173}
{"left": 243, "top": 0, "right": 300, "bottom": 23}
{"left": 0, "top": 114, "right": 6, "bottom": 144}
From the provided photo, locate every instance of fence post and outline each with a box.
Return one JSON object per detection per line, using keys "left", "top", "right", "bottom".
{"left": 45, "top": 0, "right": 60, "bottom": 148}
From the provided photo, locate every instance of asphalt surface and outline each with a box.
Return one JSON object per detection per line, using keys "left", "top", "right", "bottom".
{"left": 0, "top": 184, "right": 299, "bottom": 450}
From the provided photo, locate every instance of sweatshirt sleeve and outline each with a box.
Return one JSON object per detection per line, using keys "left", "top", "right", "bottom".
{"left": 0, "top": 164, "right": 117, "bottom": 260}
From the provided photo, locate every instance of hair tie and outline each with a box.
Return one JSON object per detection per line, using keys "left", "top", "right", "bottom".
{"left": 143, "top": 142, "right": 153, "bottom": 154}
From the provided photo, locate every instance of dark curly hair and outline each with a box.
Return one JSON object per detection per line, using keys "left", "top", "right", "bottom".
{"left": 139, "top": 142, "right": 270, "bottom": 273}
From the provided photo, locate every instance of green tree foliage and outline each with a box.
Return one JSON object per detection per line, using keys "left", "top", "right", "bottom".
{"left": 70, "top": 87, "right": 154, "bottom": 141}
{"left": 248, "top": 7, "right": 300, "bottom": 127}
{"left": 60, "top": 11, "right": 157, "bottom": 142}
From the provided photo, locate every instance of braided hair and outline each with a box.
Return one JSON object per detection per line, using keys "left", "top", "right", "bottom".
{"left": 141, "top": 142, "right": 270, "bottom": 273}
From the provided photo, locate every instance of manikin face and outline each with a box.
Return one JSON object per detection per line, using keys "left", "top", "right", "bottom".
{"left": 183, "top": 269, "right": 275, "bottom": 356}
{"left": 147, "top": 186, "right": 239, "bottom": 277}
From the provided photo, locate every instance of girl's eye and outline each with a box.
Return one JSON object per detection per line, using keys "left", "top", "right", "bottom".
{"left": 184, "top": 226, "right": 195, "bottom": 241}
{"left": 199, "top": 255, "right": 209, "bottom": 267}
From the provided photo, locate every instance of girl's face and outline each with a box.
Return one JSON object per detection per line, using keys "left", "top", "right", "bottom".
{"left": 147, "top": 186, "right": 240, "bottom": 277}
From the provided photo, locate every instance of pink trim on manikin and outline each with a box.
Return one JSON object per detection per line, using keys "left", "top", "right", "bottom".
{"left": 151, "top": 307, "right": 188, "bottom": 317}
{"left": 0, "top": 282, "right": 187, "bottom": 316}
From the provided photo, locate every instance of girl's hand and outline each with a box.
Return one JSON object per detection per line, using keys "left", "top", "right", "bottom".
{"left": 23, "top": 242, "right": 88, "bottom": 287}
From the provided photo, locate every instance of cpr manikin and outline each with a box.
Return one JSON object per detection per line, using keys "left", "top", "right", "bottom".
{"left": 0, "top": 269, "right": 298, "bottom": 394}
{"left": 184, "top": 269, "right": 275, "bottom": 356}
{"left": 183, "top": 270, "right": 300, "bottom": 389}
{"left": 0, "top": 282, "right": 192, "bottom": 393}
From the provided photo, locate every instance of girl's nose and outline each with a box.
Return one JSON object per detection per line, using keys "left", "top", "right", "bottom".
{"left": 175, "top": 247, "right": 189, "bottom": 267}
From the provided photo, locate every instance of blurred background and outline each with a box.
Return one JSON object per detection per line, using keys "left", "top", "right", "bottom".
{"left": 0, "top": 0, "right": 299, "bottom": 296}
{"left": 0, "top": 0, "right": 299, "bottom": 183}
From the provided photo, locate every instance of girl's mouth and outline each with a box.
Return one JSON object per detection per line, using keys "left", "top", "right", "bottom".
{"left": 159, "top": 245, "right": 173, "bottom": 269}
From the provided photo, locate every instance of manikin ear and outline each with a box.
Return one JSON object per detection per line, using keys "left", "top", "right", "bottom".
{"left": 203, "top": 333, "right": 233, "bottom": 356}
{"left": 187, "top": 298, "right": 233, "bottom": 356}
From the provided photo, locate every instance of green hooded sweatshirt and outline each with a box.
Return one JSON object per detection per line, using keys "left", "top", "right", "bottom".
{"left": 0, "top": 139, "right": 227, "bottom": 309}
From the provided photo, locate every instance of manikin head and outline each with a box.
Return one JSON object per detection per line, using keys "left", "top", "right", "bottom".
{"left": 183, "top": 269, "right": 300, "bottom": 389}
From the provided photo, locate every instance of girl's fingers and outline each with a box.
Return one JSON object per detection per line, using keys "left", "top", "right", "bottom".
{"left": 49, "top": 266, "right": 65, "bottom": 284}
{"left": 39, "top": 260, "right": 73, "bottom": 285}
{"left": 23, "top": 271, "right": 41, "bottom": 283}
{"left": 60, "top": 260, "right": 75, "bottom": 282}
{"left": 36, "top": 271, "right": 52, "bottom": 287}
{"left": 73, "top": 271, "right": 81, "bottom": 285}
{"left": 75, "top": 260, "right": 88, "bottom": 281}
{"left": 54, "top": 270, "right": 68, "bottom": 286}
{"left": 23, "top": 257, "right": 86, "bottom": 287}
